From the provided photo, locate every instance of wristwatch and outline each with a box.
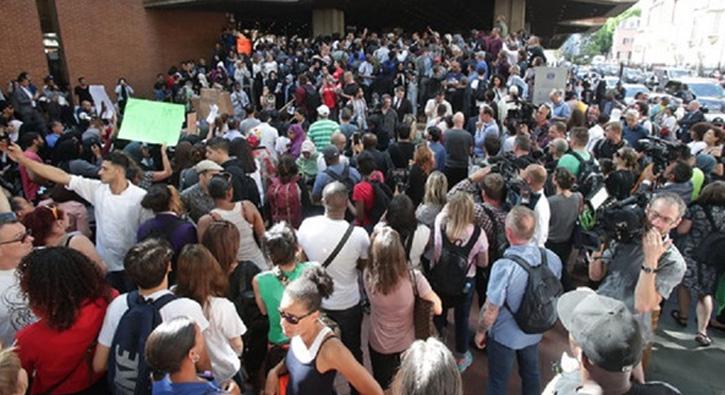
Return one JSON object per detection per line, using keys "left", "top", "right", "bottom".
{"left": 641, "top": 265, "right": 659, "bottom": 274}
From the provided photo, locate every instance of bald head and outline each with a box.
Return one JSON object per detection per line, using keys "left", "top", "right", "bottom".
{"left": 452, "top": 112, "right": 465, "bottom": 128}
{"left": 322, "top": 181, "right": 349, "bottom": 212}
{"left": 331, "top": 131, "right": 346, "bottom": 152}
{"left": 523, "top": 164, "right": 547, "bottom": 191}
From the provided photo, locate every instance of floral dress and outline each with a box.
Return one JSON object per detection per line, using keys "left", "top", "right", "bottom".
{"left": 679, "top": 204, "right": 724, "bottom": 296}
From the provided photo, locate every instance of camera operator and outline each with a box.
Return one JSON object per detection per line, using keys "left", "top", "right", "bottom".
{"left": 588, "top": 192, "right": 687, "bottom": 374}
{"left": 593, "top": 122, "right": 628, "bottom": 160}
{"left": 638, "top": 159, "right": 694, "bottom": 205}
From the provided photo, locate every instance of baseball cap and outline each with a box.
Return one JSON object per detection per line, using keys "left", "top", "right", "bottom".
{"left": 301, "top": 140, "right": 315, "bottom": 154}
{"left": 317, "top": 104, "right": 330, "bottom": 116}
{"left": 193, "top": 159, "right": 224, "bottom": 174}
{"left": 321, "top": 145, "right": 339, "bottom": 161}
{"left": 557, "top": 288, "right": 643, "bottom": 372}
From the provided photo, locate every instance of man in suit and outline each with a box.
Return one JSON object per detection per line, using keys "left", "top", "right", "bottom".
{"left": 677, "top": 100, "right": 705, "bottom": 142}
{"left": 393, "top": 86, "right": 413, "bottom": 123}
{"left": 11, "top": 72, "right": 45, "bottom": 132}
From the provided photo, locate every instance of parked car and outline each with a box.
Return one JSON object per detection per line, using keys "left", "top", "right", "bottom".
{"left": 622, "top": 83, "right": 651, "bottom": 105}
{"left": 665, "top": 77, "right": 725, "bottom": 113}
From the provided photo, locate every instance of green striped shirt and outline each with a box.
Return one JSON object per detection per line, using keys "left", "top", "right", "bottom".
{"left": 308, "top": 119, "right": 339, "bottom": 151}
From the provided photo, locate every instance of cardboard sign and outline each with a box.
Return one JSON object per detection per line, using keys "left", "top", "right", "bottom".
{"left": 186, "top": 112, "right": 198, "bottom": 135}
{"left": 532, "top": 67, "right": 567, "bottom": 105}
{"left": 193, "top": 88, "right": 234, "bottom": 121}
{"left": 118, "top": 98, "right": 184, "bottom": 146}
{"left": 89, "top": 85, "right": 115, "bottom": 119}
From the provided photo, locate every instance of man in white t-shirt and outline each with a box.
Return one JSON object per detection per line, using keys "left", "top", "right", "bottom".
{"left": 92, "top": 239, "right": 211, "bottom": 377}
{"left": 522, "top": 164, "right": 550, "bottom": 247}
{"left": 0, "top": 214, "right": 36, "bottom": 346}
{"left": 250, "top": 111, "right": 279, "bottom": 159}
{"left": 3, "top": 145, "right": 151, "bottom": 292}
{"left": 297, "top": 181, "right": 369, "bottom": 371}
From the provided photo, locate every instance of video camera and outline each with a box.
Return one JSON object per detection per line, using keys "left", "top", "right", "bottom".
{"left": 638, "top": 136, "right": 686, "bottom": 175}
{"left": 577, "top": 188, "right": 650, "bottom": 251}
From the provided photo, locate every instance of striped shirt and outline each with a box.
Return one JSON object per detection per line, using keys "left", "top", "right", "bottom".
{"left": 308, "top": 119, "right": 339, "bottom": 151}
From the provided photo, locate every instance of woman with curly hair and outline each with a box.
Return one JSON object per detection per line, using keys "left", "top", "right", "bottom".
{"left": 14, "top": 247, "right": 115, "bottom": 394}
{"left": 21, "top": 204, "right": 105, "bottom": 272}
{"left": 364, "top": 227, "right": 441, "bottom": 390}
{"left": 174, "top": 244, "right": 247, "bottom": 384}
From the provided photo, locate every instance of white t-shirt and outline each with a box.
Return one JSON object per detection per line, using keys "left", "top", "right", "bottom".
{"left": 533, "top": 191, "right": 550, "bottom": 247}
{"left": 0, "top": 269, "right": 36, "bottom": 347}
{"left": 68, "top": 176, "right": 152, "bottom": 272}
{"left": 97, "top": 290, "right": 209, "bottom": 347}
{"left": 688, "top": 141, "right": 707, "bottom": 156}
{"left": 203, "top": 297, "right": 247, "bottom": 381}
{"left": 251, "top": 123, "right": 279, "bottom": 159}
{"left": 297, "top": 216, "right": 370, "bottom": 310}
{"left": 587, "top": 124, "right": 605, "bottom": 152}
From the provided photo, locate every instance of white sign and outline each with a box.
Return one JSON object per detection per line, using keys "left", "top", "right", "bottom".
{"left": 532, "top": 67, "right": 567, "bottom": 106}
{"left": 89, "top": 85, "right": 115, "bottom": 119}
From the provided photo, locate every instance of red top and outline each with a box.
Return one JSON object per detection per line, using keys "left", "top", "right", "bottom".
{"left": 16, "top": 294, "right": 115, "bottom": 394}
{"left": 19, "top": 150, "right": 42, "bottom": 202}
{"left": 321, "top": 85, "right": 338, "bottom": 109}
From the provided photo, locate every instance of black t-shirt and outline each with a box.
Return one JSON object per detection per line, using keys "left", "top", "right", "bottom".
{"left": 407, "top": 164, "right": 427, "bottom": 207}
{"left": 444, "top": 128, "right": 473, "bottom": 168}
{"left": 387, "top": 141, "right": 415, "bottom": 169}
{"left": 74, "top": 86, "right": 93, "bottom": 104}
{"left": 594, "top": 139, "right": 626, "bottom": 160}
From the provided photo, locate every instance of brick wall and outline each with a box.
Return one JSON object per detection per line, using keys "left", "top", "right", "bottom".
{"left": 0, "top": 1, "right": 48, "bottom": 97}
{"left": 54, "top": 0, "right": 226, "bottom": 100}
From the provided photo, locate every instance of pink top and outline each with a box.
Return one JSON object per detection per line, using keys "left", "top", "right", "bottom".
{"left": 432, "top": 211, "right": 489, "bottom": 277}
{"left": 38, "top": 199, "right": 92, "bottom": 238}
{"left": 364, "top": 270, "right": 432, "bottom": 354}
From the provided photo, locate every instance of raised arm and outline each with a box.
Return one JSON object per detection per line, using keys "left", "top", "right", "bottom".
{"left": 2, "top": 143, "right": 71, "bottom": 185}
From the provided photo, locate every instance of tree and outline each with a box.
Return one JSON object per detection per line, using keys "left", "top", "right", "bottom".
{"left": 583, "top": 7, "right": 641, "bottom": 56}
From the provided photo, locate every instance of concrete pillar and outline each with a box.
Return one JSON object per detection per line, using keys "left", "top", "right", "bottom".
{"left": 312, "top": 8, "right": 345, "bottom": 37}
{"left": 494, "top": 0, "right": 526, "bottom": 33}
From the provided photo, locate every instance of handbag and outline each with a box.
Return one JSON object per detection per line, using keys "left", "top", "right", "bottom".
{"left": 409, "top": 268, "right": 436, "bottom": 340}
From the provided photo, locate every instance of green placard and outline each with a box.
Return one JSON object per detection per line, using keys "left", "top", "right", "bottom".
{"left": 118, "top": 98, "right": 184, "bottom": 146}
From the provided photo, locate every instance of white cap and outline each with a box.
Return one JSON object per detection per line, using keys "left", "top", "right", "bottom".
{"left": 317, "top": 104, "right": 330, "bottom": 116}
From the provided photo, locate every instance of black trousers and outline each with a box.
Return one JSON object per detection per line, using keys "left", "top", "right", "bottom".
{"left": 369, "top": 346, "right": 402, "bottom": 390}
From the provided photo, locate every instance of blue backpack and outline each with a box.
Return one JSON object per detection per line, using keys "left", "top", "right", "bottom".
{"left": 108, "top": 291, "right": 176, "bottom": 395}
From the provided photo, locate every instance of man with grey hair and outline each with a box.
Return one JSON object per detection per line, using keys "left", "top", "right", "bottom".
{"left": 297, "top": 181, "right": 370, "bottom": 381}
{"left": 677, "top": 100, "right": 705, "bottom": 140}
{"left": 392, "top": 338, "right": 463, "bottom": 395}
{"left": 548, "top": 138, "right": 569, "bottom": 162}
{"left": 317, "top": 131, "right": 349, "bottom": 172}
{"left": 475, "top": 205, "right": 562, "bottom": 395}
{"left": 549, "top": 89, "right": 571, "bottom": 122}
{"left": 622, "top": 109, "right": 648, "bottom": 151}
{"left": 589, "top": 192, "right": 686, "bottom": 375}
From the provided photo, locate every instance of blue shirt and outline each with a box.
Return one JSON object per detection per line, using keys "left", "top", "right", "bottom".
{"left": 152, "top": 375, "right": 225, "bottom": 395}
{"left": 312, "top": 162, "right": 361, "bottom": 198}
{"left": 474, "top": 121, "right": 499, "bottom": 157}
{"left": 623, "top": 124, "right": 649, "bottom": 151}
{"left": 428, "top": 141, "right": 446, "bottom": 172}
{"left": 487, "top": 244, "right": 562, "bottom": 350}
{"left": 45, "top": 133, "right": 60, "bottom": 149}
{"left": 551, "top": 101, "right": 572, "bottom": 120}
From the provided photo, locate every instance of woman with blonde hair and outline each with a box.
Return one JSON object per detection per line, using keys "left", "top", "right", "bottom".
{"left": 407, "top": 144, "right": 437, "bottom": 207}
{"left": 175, "top": 244, "right": 247, "bottom": 383}
{"left": 430, "top": 192, "right": 488, "bottom": 373}
{"left": 415, "top": 170, "right": 448, "bottom": 229}
{"left": 0, "top": 347, "right": 28, "bottom": 395}
{"left": 364, "top": 227, "right": 441, "bottom": 390}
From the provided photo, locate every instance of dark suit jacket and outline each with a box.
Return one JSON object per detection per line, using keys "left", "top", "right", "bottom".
{"left": 11, "top": 87, "right": 34, "bottom": 117}
{"left": 393, "top": 98, "right": 413, "bottom": 122}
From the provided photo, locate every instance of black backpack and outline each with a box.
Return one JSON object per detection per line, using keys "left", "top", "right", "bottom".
{"left": 108, "top": 291, "right": 177, "bottom": 395}
{"left": 324, "top": 165, "right": 356, "bottom": 195}
{"left": 482, "top": 205, "right": 508, "bottom": 263}
{"left": 504, "top": 248, "right": 563, "bottom": 334}
{"left": 473, "top": 78, "right": 488, "bottom": 102}
{"left": 430, "top": 225, "right": 482, "bottom": 296}
{"left": 693, "top": 206, "right": 725, "bottom": 272}
{"left": 369, "top": 180, "right": 393, "bottom": 226}
{"left": 569, "top": 151, "right": 601, "bottom": 198}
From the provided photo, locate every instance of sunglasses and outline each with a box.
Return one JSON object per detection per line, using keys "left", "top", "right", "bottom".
{"left": 0, "top": 228, "right": 32, "bottom": 245}
{"left": 44, "top": 204, "right": 61, "bottom": 220}
{"left": 278, "top": 308, "right": 316, "bottom": 325}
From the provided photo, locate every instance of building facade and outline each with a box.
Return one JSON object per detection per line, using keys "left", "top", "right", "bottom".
{"left": 610, "top": 16, "right": 639, "bottom": 64}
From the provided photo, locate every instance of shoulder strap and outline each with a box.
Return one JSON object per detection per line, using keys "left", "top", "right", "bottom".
{"left": 152, "top": 293, "right": 177, "bottom": 310}
{"left": 322, "top": 223, "right": 355, "bottom": 268}
{"left": 404, "top": 232, "right": 415, "bottom": 261}
{"left": 503, "top": 253, "right": 532, "bottom": 274}
{"left": 463, "top": 225, "right": 482, "bottom": 251}
{"left": 324, "top": 167, "right": 340, "bottom": 180}
{"left": 408, "top": 269, "right": 420, "bottom": 297}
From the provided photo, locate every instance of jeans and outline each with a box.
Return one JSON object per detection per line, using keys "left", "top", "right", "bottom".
{"left": 324, "top": 303, "right": 363, "bottom": 394}
{"left": 487, "top": 338, "right": 541, "bottom": 395}
{"left": 369, "top": 346, "right": 402, "bottom": 390}
{"left": 433, "top": 278, "right": 474, "bottom": 356}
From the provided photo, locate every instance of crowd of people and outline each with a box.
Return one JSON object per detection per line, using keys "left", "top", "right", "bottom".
{"left": 0, "top": 14, "right": 723, "bottom": 395}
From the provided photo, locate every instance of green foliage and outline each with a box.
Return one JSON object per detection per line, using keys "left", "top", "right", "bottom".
{"left": 584, "top": 7, "right": 641, "bottom": 56}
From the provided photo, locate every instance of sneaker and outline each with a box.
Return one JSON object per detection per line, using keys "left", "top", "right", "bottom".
{"left": 456, "top": 350, "right": 473, "bottom": 373}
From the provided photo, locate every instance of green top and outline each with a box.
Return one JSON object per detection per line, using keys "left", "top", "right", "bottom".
{"left": 691, "top": 167, "right": 705, "bottom": 201}
{"left": 557, "top": 149, "right": 591, "bottom": 177}
{"left": 296, "top": 152, "right": 319, "bottom": 178}
{"left": 257, "top": 261, "right": 314, "bottom": 344}
{"left": 308, "top": 119, "right": 339, "bottom": 151}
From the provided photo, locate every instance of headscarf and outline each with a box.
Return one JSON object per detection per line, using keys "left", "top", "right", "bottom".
{"left": 287, "top": 124, "right": 306, "bottom": 158}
